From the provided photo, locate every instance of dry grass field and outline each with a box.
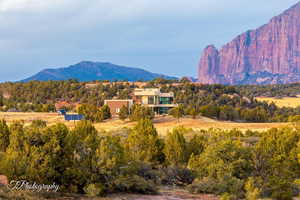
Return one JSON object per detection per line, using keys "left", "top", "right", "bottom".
{"left": 256, "top": 96, "right": 300, "bottom": 108}
{"left": 0, "top": 112, "right": 289, "bottom": 136}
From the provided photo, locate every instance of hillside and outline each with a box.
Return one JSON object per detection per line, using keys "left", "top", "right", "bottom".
{"left": 198, "top": 1, "right": 300, "bottom": 85}
{"left": 22, "top": 61, "right": 176, "bottom": 82}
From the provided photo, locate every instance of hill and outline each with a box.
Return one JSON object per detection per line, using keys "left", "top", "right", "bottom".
{"left": 22, "top": 61, "right": 176, "bottom": 82}
{"left": 198, "top": 1, "right": 300, "bottom": 85}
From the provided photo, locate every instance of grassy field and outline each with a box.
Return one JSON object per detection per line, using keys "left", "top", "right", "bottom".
{"left": 0, "top": 112, "right": 289, "bottom": 136}
{"left": 256, "top": 96, "right": 300, "bottom": 108}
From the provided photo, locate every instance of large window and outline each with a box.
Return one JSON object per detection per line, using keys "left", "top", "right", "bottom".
{"left": 160, "top": 97, "right": 173, "bottom": 104}
{"left": 148, "top": 96, "right": 155, "bottom": 104}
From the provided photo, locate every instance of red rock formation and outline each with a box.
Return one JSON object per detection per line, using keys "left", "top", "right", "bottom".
{"left": 198, "top": 2, "right": 300, "bottom": 85}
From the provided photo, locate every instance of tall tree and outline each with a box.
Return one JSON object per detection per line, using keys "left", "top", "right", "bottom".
{"left": 0, "top": 120, "right": 10, "bottom": 152}
{"left": 125, "top": 118, "right": 164, "bottom": 165}
{"left": 164, "top": 127, "right": 188, "bottom": 166}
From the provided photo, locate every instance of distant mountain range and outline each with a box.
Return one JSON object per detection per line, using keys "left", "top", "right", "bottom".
{"left": 21, "top": 61, "right": 177, "bottom": 82}
{"left": 198, "top": 1, "right": 300, "bottom": 85}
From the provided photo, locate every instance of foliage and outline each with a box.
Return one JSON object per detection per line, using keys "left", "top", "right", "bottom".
{"left": 0, "top": 120, "right": 10, "bottom": 152}
{"left": 169, "top": 104, "right": 185, "bottom": 122}
{"left": 125, "top": 118, "right": 164, "bottom": 165}
{"left": 164, "top": 127, "right": 188, "bottom": 166}
{"left": 119, "top": 105, "right": 129, "bottom": 121}
{"left": 0, "top": 118, "right": 299, "bottom": 198}
{"left": 129, "top": 104, "right": 154, "bottom": 121}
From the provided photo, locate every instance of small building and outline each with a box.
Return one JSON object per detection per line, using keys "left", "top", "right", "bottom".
{"left": 132, "top": 88, "right": 176, "bottom": 114}
{"left": 104, "top": 100, "right": 133, "bottom": 117}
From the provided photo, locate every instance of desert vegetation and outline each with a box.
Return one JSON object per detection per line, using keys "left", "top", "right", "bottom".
{"left": 0, "top": 117, "right": 300, "bottom": 199}
{"left": 2, "top": 79, "right": 300, "bottom": 123}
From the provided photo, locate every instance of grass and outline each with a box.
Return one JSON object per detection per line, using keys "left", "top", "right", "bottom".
{"left": 256, "top": 96, "right": 300, "bottom": 108}
{"left": 0, "top": 112, "right": 289, "bottom": 136}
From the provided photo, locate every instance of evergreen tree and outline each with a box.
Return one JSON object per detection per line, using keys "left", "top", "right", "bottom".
{"left": 101, "top": 104, "right": 111, "bottom": 120}
{"left": 0, "top": 119, "right": 9, "bottom": 152}
{"left": 125, "top": 118, "right": 164, "bottom": 164}
{"left": 164, "top": 127, "right": 188, "bottom": 166}
{"left": 169, "top": 104, "right": 184, "bottom": 122}
{"left": 119, "top": 105, "right": 129, "bottom": 121}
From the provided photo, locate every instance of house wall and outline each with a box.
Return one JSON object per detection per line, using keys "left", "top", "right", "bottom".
{"left": 105, "top": 100, "right": 132, "bottom": 116}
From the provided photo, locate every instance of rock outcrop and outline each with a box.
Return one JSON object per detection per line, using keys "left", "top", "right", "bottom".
{"left": 198, "top": 2, "right": 300, "bottom": 85}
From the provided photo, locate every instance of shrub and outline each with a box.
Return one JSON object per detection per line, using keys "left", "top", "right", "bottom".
{"left": 113, "top": 175, "right": 158, "bottom": 194}
{"left": 220, "top": 193, "right": 238, "bottom": 200}
{"left": 160, "top": 167, "right": 195, "bottom": 186}
{"left": 84, "top": 183, "right": 105, "bottom": 197}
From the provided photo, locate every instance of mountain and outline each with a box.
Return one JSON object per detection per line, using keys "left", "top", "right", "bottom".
{"left": 22, "top": 61, "right": 177, "bottom": 82}
{"left": 198, "top": 2, "right": 300, "bottom": 85}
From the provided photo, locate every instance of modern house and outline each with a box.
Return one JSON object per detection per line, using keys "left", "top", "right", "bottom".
{"left": 132, "top": 88, "right": 176, "bottom": 114}
{"left": 104, "top": 88, "right": 176, "bottom": 116}
{"left": 104, "top": 99, "right": 133, "bottom": 116}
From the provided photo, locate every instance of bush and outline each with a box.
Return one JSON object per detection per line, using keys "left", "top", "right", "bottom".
{"left": 220, "top": 193, "right": 238, "bottom": 200}
{"left": 187, "top": 177, "right": 219, "bottom": 194}
{"left": 84, "top": 183, "right": 105, "bottom": 197}
{"left": 187, "top": 176, "right": 244, "bottom": 197}
{"left": 161, "top": 167, "right": 195, "bottom": 186}
{"left": 113, "top": 175, "right": 158, "bottom": 194}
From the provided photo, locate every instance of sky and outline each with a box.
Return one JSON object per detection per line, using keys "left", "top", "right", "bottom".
{"left": 0, "top": 0, "right": 299, "bottom": 82}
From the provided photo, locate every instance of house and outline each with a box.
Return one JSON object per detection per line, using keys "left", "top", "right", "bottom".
{"left": 104, "top": 99, "right": 133, "bottom": 117}
{"left": 132, "top": 88, "right": 177, "bottom": 114}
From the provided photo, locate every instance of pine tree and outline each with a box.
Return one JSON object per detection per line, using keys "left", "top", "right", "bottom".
{"left": 169, "top": 104, "right": 184, "bottom": 122}
{"left": 164, "top": 127, "right": 187, "bottom": 166}
{"left": 125, "top": 118, "right": 164, "bottom": 164}
{"left": 101, "top": 104, "right": 111, "bottom": 120}
{"left": 119, "top": 105, "right": 129, "bottom": 121}
{"left": 0, "top": 119, "right": 10, "bottom": 152}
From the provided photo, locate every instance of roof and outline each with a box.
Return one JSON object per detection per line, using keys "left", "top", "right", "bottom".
{"left": 159, "top": 92, "right": 174, "bottom": 98}
{"left": 134, "top": 88, "right": 160, "bottom": 96}
{"left": 134, "top": 88, "right": 174, "bottom": 97}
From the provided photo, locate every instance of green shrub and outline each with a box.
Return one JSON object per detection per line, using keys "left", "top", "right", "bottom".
{"left": 220, "top": 193, "right": 238, "bottom": 200}
{"left": 84, "top": 183, "right": 105, "bottom": 197}
{"left": 113, "top": 175, "right": 158, "bottom": 194}
{"left": 161, "top": 166, "right": 195, "bottom": 186}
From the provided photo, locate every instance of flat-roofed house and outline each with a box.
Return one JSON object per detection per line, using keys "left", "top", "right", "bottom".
{"left": 132, "top": 88, "right": 177, "bottom": 114}
{"left": 104, "top": 99, "right": 133, "bottom": 117}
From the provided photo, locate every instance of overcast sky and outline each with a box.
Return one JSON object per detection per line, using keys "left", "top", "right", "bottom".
{"left": 0, "top": 0, "right": 299, "bottom": 81}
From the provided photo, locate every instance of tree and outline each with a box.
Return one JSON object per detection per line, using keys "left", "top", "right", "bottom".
{"left": 188, "top": 139, "right": 252, "bottom": 180}
{"left": 78, "top": 104, "right": 104, "bottom": 122}
{"left": 252, "top": 127, "right": 299, "bottom": 200}
{"left": 125, "top": 118, "right": 164, "bottom": 165}
{"left": 169, "top": 104, "right": 184, "bottom": 122}
{"left": 199, "top": 105, "right": 220, "bottom": 119}
{"left": 219, "top": 105, "right": 239, "bottom": 121}
{"left": 0, "top": 93, "right": 3, "bottom": 107}
{"left": 186, "top": 106, "right": 199, "bottom": 119}
{"left": 101, "top": 104, "right": 111, "bottom": 120}
{"left": 119, "top": 105, "right": 129, "bottom": 121}
{"left": 164, "top": 127, "right": 188, "bottom": 166}
{"left": 129, "top": 104, "right": 154, "bottom": 121}
{"left": 0, "top": 119, "right": 9, "bottom": 152}
{"left": 94, "top": 136, "right": 125, "bottom": 173}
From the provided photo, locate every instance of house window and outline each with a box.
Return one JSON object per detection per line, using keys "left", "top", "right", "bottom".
{"left": 148, "top": 96, "right": 155, "bottom": 104}
{"left": 160, "top": 97, "right": 172, "bottom": 104}
{"left": 116, "top": 108, "right": 120, "bottom": 113}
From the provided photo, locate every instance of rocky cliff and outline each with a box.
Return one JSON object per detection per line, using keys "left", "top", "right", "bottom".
{"left": 198, "top": 2, "right": 300, "bottom": 85}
